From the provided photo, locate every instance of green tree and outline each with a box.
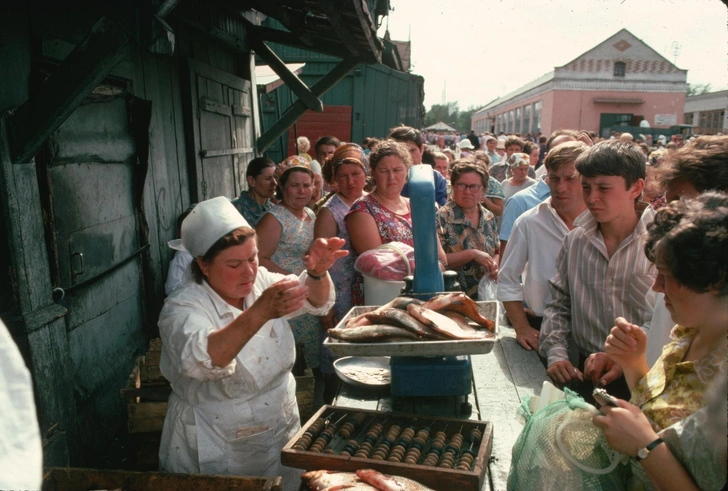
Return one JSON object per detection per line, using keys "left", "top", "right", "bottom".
{"left": 686, "top": 83, "right": 712, "bottom": 97}
{"left": 455, "top": 105, "right": 482, "bottom": 132}
{"left": 424, "top": 102, "right": 459, "bottom": 128}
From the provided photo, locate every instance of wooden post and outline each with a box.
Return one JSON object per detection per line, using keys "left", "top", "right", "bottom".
{"left": 256, "top": 57, "right": 359, "bottom": 154}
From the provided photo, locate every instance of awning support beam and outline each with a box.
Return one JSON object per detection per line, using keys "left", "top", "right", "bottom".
{"left": 9, "top": 17, "right": 133, "bottom": 163}
{"left": 249, "top": 37, "right": 323, "bottom": 112}
{"left": 256, "top": 56, "right": 359, "bottom": 154}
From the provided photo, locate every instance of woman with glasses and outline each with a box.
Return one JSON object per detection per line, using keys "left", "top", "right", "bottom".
{"left": 437, "top": 159, "right": 499, "bottom": 298}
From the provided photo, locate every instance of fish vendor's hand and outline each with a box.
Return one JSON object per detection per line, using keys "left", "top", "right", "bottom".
{"left": 304, "top": 237, "right": 348, "bottom": 277}
{"left": 253, "top": 278, "right": 308, "bottom": 321}
{"left": 584, "top": 352, "right": 623, "bottom": 387}
{"left": 547, "top": 360, "right": 583, "bottom": 386}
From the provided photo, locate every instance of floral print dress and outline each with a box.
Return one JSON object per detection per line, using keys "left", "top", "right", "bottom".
{"left": 346, "top": 194, "right": 413, "bottom": 305}
{"left": 263, "top": 205, "right": 321, "bottom": 369}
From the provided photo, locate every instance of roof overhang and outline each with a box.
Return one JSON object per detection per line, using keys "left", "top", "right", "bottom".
{"left": 236, "top": 0, "right": 385, "bottom": 64}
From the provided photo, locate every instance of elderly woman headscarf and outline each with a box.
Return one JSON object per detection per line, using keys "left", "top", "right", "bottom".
{"left": 501, "top": 153, "right": 537, "bottom": 202}
{"left": 157, "top": 197, "right": 345, "bottom": 491}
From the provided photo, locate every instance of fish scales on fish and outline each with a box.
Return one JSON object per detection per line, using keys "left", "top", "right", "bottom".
{"left": 406, "top": 304, "right": 487, "bottom": 340}
{"left": 365, "top": 308, "right": 446, "bottom": 340}
{"left": 327, "top": 325, "right": 419, "bottom": 342}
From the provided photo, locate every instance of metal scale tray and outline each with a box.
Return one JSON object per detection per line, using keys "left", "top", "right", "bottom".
{"left": 323, "top": 300, "right": 499, "bottom": 358}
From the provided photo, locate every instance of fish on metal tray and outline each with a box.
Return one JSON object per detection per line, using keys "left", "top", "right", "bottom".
{"left": 328, "top": 325, "right": 420, "bottom": 342}
{"left": 422, "top": 293, "right": 496, "bottom": 331}
{"left": 345, "top": 297, "right": 423, "bottom": 328}
{"left": 365, "top": 308, "right": 446, "bottom": 340}
{"left": 406, "top": 304, "right": 488, "bottom": 340}
{"left": 441, "top": 310, "right": 477, "bottom": 333}
{"left": 356, "top": 469, "right": 435, "bottom": 491}
{"left": 301, "top": 470, "right": 378, "bottom": 490}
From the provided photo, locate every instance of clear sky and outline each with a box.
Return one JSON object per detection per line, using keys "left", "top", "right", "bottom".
{"left": 378, "top": 0, "right": 728, "bottom": 111}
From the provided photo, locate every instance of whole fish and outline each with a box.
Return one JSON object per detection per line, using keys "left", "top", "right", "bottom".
{"left": 328, "top": 325, "right": 419, "bottom": 342}
{"left": 422, "top": 293, "right": 496, "bottom": 331}
{"left": 406, "top": 304, "right": 487, "bottom": 340}
{"left": 356, "top": 469, "right": 435, "bottom": 491}
{"left": 301, "top": 470, "right": 377, "bottom": 490}
{"left": 346, "top": 297, "right": 423, "bottom": 328}
{"left": 365, "top": 308, "right": 445, "bottom": 340}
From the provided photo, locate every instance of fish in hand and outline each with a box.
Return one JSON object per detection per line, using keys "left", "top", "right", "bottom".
{"left": 422, "top": 293, "right": 495, "bottom": 331}
{"left": 406, "top": 304, "right": 488, "bottom": 340}
{"left": 356, "top": 469, "right": 435, "bottom": 491}
{"left": 365, "top": 308, "right": 446, "bottom": 340}
{"left": 328, "top": 325, "right": 419, "bottom": 342}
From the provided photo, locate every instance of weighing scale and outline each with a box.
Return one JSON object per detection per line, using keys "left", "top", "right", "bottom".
{"left": 389, "top": 165, "right": 473, "bottom": 415}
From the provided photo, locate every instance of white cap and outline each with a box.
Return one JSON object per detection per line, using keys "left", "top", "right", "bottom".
{"left": 457, "top": 139, "right": 474, "bottom": 149}
{"left": 181, "top": 196, "right": 250, "bottom": 257}
{"left": 309, "top": 159, "right": 322, "bottom": 175}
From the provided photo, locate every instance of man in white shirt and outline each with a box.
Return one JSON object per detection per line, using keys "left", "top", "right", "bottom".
{"left": 498, "top": 142, "right": 589, "bottom": 351}
{"left": 539, "top": 140, "right": 654, "bottom": 401}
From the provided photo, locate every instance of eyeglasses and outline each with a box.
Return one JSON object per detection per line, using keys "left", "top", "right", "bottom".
{"left": 454, "top": 182, "right": 483, "bottom": 192}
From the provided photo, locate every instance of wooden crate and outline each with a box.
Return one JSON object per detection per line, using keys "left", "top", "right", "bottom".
{"left": 282, "top": 405, "right": 493, "bottom": 491}
{"left": 42, "top": 468, "right": 282, "bottom": 491}
{"left": 294, "top": 368, "right": 315, "bottom": 423}
{"left": 121, "top": 339, "right": 171, "bottom": 471}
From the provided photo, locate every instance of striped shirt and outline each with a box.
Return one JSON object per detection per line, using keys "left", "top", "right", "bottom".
{"left": 539, "top": 210, "right": 655, "bottom": 366}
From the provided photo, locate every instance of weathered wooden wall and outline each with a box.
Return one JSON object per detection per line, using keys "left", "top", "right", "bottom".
{"left": 0, "top": 1, "right": 257, "bottom": 466}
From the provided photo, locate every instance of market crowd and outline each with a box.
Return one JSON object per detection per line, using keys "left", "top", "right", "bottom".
{"left": 3, "top": 124, "right": 725, "bottom": 491}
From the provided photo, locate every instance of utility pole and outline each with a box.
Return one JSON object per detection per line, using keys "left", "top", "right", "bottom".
{"left": 671, "top": 41, "right": 681, "bottom": 65}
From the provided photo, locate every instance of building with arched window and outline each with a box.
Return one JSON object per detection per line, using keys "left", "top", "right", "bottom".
{"left": 472, "top": 29, "right": 688, "bottom": 138}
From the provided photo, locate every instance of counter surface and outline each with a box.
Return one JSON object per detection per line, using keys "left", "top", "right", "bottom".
{"left": 333, "top": 326, "right": 549, "bottom": 491}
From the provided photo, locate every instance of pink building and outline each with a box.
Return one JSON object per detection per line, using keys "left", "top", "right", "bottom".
{"left": 472, "top": 29, "right": 688, "bottom": 138}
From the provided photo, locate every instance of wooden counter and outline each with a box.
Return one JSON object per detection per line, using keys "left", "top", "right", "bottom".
{"left": 333, "top": 326, "right": 548, "bottom": 491}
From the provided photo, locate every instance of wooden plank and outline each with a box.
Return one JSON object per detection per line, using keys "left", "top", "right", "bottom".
{"left": 317, "top": 0, "right": 362, "bottom": 58}
{"left": 249, "top": 37, "right": 323, "bottom": 112}
{"left": 349, "top": 0, "right": 383, "bottom": 64}
{"left": 42, "top": 467, "right": 283, "bottom": 491}
{"left": 257, "top": 57, "right": 359, "bottom": 154}
{"left": 10, "top": 17, "right": 133, "bottom": 163}
{"left": 189, "top": 58, "right": 250, "bottom": 93}
{"left": 128, "top": 401, "right": 168, "bottom": 419}
{"left": 200, "top": 96, "right": 232, "bottom": 117}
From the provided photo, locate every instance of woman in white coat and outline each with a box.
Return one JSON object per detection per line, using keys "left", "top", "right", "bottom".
{"left": 157, "top": 196, "right": 345, "bottom": 490}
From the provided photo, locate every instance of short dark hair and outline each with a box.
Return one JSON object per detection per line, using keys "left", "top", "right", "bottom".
{"left": 388, "top": 125, "right": 424, "bottom": 147}
{"left": 315, "top": 135, "right": 341, "bottom": 154}
{"left": 369, "top": 139, "right": 411, "bottom": 171}
{"left": 450, "top": 159, "right": 488, "bottom": 187}
{"left": 539, "top": 136, "right": 547, "bottom": 143}
{"left": 575, "top": 140, "right": 646, "bottom": 189}
{"left": 644, "top": 192, "right": 728, "bottom": 295}
{"left": 504, "top": 136, "right": 524, "bottom": 150}
{"left": 659, "top": 135, "right": 728, "bottom": 192}
{"left": 421, "top": 148, "right": 436, "bottom": 166}
{"left": 523, "top": 142, "right": 538, "bottom": 155}
{"left": 246, "top": 157, "right": 276, "bottom": 180}
{"left": 190, "top": 227, "right": 256, "bottom": 283}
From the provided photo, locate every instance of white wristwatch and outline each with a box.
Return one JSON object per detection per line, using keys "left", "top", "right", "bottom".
{"left": 636, "top": 437, "right": 664, "bottom": 461}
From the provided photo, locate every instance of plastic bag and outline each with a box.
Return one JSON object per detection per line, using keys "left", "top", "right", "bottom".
{"left": 354, "top": 242, "right": 415, "bottom": 281}
{"left": 478, "top": 275, "right": 498, "bottom": 301}
{"left": 507, "top": 388, "right": 628, "bottom": 491}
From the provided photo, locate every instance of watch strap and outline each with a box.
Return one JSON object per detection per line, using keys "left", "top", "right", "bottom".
{"left": 636, "top": 437, "right": 664, "bottom": 461}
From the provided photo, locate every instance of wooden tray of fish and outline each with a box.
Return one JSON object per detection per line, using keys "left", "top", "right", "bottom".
{"left": 323, "top": 295, "right": 498, "bottom": 358}
{"left": 282, "top": 405, "right": 493, "bottom": 491}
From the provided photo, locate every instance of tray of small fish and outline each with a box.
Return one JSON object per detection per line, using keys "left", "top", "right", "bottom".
{"left": 283, "top": 405, "right": 493, "bottom": 491}
{"left": 323, "top": 294, "right": 498, "bottom": 358}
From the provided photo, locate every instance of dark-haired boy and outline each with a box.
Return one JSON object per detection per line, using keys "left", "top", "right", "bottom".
{"left": 539, "top": 140, "right": 655, "bottom": 401}
{"left": 389, "top": 126, "right": 448, "bottom": 206}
